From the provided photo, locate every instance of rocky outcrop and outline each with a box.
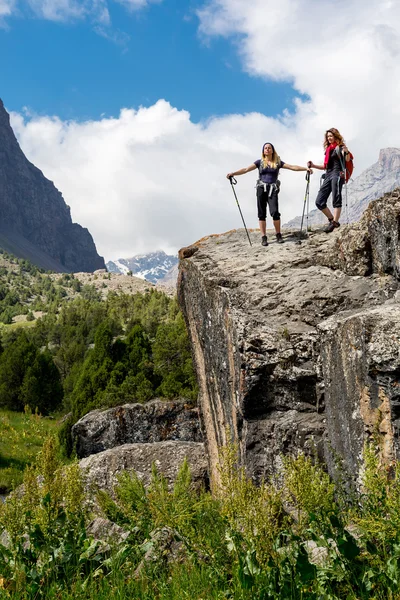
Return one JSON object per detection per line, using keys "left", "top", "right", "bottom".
{"left": 0, "top": 99, "right": 104, "bottom": 272}
{"left": 320, "top": 304, "right": 400, "bottom": 485}
{"left": 79, "top": 442, "right": 208, "bottom": 494}
{"left": 178, "top": 189, "right": 400, "bottom": 489}
{"left": 284, "top": 148, "right": 400, "bottom": 229}
{"left": 72, "top": 400, "right": 202, "bottom": 458}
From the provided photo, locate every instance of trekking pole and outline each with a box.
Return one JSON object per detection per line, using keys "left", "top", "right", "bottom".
{"left": 338, "top": 149, "right": 349, "bottom": 224}
{"left": 306, "top": 171, "right": 310, "bottom": 233}
{"left": 228, "top": 176, "right": 252, "bottom": 247}
{"left": 297, "top": 168, "right": 311, "bottom": 244}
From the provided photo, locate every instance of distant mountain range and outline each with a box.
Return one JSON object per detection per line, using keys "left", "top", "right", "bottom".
{"left": 284, "top": 147, "right": 400, "bottom": 229}
{"left": 0, "top": 98, "right": 104, "bottom": 272}
{"left": 106, "top": 250, "right": 178, "bottom": 284}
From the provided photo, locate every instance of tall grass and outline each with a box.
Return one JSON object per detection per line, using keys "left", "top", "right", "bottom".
{"left": 0, "top": 407, "right": 60, "bottom": 493}
{"left": 2, "top": 438, "right": 400, "bottom": 599}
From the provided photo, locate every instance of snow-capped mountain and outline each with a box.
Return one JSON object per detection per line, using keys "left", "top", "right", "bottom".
{"left": 283, "top": 148, "right": 400, "bottom": 229}
{"left": 106, "top": 250, "right": 178, "bottom": 284}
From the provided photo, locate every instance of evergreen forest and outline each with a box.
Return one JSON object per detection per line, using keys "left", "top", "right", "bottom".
{"left": 0, "top": 251, "right": 197, "bottom": 462}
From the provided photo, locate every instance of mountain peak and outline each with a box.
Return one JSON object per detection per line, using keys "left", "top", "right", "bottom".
{"left": 378, "top": 147, "right": 400, "bottom": 169}
{"left": 0, "top": 100, "right": 105, "bottom": 272}
{"left": 107, "top": 250, "right": 178, "bottom": 284}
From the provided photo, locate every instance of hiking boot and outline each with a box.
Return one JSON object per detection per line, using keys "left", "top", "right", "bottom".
{"left": 276, "top": 233, "right": 284, "bottom": 244}
{"left": 325, "top": 220, "right": 340, "bottom": 233}
{"left": 261, "top": 235, "right": 268, "bottom": 246}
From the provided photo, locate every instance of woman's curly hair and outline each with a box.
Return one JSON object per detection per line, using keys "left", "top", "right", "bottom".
{"left": 324, "top": 128, "right": 345, "bottom": 149}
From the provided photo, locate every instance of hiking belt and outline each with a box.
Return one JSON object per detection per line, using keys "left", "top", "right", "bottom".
{"left": 257, "top": 160, "right": 280, "bottom": 197}
{"left": 256, "top": 180, "right": 280, "bottom": 197}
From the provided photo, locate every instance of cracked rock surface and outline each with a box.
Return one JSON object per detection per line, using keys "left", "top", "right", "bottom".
{"left": 178, "top": 189, "right": 400, "bottom": 488}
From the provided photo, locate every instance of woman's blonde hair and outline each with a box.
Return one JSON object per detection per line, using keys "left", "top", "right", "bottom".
{"left": 261, "top": 142, "right": 281, "bottom": 169}
{"left": 324, "top": 128, "right": 345, "bottom": 149}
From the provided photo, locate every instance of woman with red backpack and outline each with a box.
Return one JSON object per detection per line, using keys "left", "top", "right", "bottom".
{"left": 309, "top": 128, "right": 353, "bottom": 232}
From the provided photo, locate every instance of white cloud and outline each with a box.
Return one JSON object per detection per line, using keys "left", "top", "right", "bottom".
{"left": 12, "top": 102, "right": 272, "bottom": 261}
{"left": 3, "top": 0, "right": 159, "bottom": 25}
{"left": 0, "top": 0, "right": 16, "bottom": 25}
{"left": 197, "top": 0, "right": 400, "bottom": 168}
{"left": 7, "top": 0, "right": 400, "bottom": 261}
{"left": 26, "top": 0, "right": 92, "bottom": 21}
{"left": 115, "top": 0, "right": 162, "bottom": 11}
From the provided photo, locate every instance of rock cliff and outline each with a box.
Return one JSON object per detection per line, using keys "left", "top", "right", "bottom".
{"left": 178, "top": 189, "right": 400, "bottom": 489}
{"left": 0, "top": 99, "right": 104, "bottom": 272}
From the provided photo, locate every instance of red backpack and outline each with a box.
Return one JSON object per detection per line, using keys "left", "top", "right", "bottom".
{"left": 336, "top": 146, "right": 354, "bottom": 182}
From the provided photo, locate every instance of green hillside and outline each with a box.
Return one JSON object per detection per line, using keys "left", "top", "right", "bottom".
{"left": 0, "top": 250, "right": 197, "bottom": 489}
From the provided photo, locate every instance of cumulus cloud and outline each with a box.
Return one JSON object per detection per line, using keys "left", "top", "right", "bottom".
{"left": 11, "top": 102, "right": 272, "bottom": 261}
{"left": 197, "top": 0, "right": 400, "bottom": 167}
{"left": 7, "top": 0, "right": 400, "bottom": 260}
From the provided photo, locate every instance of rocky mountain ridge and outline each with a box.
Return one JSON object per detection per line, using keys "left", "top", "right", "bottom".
{"left": 178, "top": 189, "right": 400, "bottom": 489}
{"left": 107, "top": 250, "right": 178, "bottom": 284}
{"left": 0, "top": 99, "right": 104, "bottom": 272}
{"left": 284, "top": 147, "right": 400, "bottom": 229}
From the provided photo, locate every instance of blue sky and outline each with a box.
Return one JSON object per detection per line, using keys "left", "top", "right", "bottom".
{"left": 2, "top": 0, "right": 400, "bottom": 261}
{"left": 1, "top": 0, "right": 297, "bottom": 123}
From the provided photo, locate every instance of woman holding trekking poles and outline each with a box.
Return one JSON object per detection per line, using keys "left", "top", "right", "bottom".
{"left": 226, "top": 142, "right": 312, "bottom": 246}
{"left": 308, "top": 128, "right": 353, "bottom": 233}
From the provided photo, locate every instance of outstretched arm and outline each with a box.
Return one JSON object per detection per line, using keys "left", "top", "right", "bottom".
{"left": 226, "top": 164, "right": 257, "bottom": 179}
{"left": 308, "top": 161, "right": 324, "bottom": 170}
{"left": 282, "top": 163, "right": 313, "bottom": 173}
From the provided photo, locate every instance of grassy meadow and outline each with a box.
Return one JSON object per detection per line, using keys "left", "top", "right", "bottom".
{"left": 0, "top": 408, "right": 61, "bottom": 493}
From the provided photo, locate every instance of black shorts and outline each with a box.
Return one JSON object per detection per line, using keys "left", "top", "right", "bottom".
{"left": 257, "top": 184, "right": 281, "bottom": 221}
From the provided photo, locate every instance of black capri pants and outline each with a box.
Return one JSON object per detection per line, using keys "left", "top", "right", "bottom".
{"left": 315, "top": 169, "right": 344, "bottom": 210}
{"left": 257, "top": 184, "right": 281, "bottom": 221}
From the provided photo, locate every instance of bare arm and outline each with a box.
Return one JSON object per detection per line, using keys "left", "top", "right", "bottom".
{"left": 282, "top": 163, "right": 313, "bottom": 173}
{"left": 342, "top": 145, "right": 352, "bottom": 162}
{"left": 226, "top": 163, "right": 257, "bottom": 179}
{"left": 308, "top": 161, "right": 325, "bottom": 170}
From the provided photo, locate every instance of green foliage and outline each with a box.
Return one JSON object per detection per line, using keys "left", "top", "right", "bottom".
{"left": 5, "top": 443, "right": 400, "bottom": 598}
{"left": 153, "top": 312, "right": 197, "bottom": 400}
{"left": 0, "top": 332, "right": 63, "bottom": 414}
{"left": 352, "top": 442, "right": 400, "bottom": 543}
{"left": 283, "top": 452, "right": 337, "bottom": 527}
{"left": 0, "top": 437, "right": 116, "bottom": 598}
{"left": 0, "top": 251, "right": 198, "bottom": 457}
{"left": 0, "top": 407, "right": 60, "bottom": 492}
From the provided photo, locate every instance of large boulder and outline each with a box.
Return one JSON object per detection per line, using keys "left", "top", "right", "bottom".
{"left": 79, "top": 441, "right": 208, "bottom": 494}
{"left": 72, "top": 399, "right": 202, "bottom": 459}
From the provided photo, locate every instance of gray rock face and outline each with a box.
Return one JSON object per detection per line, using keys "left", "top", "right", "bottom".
{"left": 0, "top": 99, "right": 104, "bottom": 272}
{"left": 320, "top": 304, "right": 400, "bottom": 485}
{"left": 178, "top": 189, "right": 400, "bottom": 488}
{"left": 284, "top": 148, "right": 400, "bottom": 230}
{"left": 72, "top": 400, "right": 202, "bottom": 459}
{"left": 79, "top": 442, "right": 208, "bottom": 494}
